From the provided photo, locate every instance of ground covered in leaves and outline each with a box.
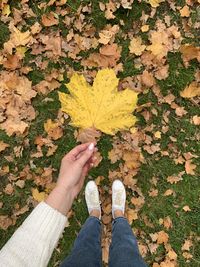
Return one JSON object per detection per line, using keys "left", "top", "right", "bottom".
{"left": 0, "top": 0, "right": 200, "bottom": 266}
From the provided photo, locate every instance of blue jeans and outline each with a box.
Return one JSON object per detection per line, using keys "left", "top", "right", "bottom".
{"left": 60, "top": 216, "right": 147, "bottom": 267}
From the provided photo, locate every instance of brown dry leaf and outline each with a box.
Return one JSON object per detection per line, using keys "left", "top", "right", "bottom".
{"left": 175, "top": 107, "right": 187, "bottom": 117}
{"left": 3, "top": 54, "right": 21, "bottom": 70}
{"left": 163, "top": 189, "right": 174, "bottom": 196}
{"left": 149, "top": 188, "right": 158, "bottom": 197}
{"left": 98, "top": 25, "right": 119, "bottom": 44}
{"left": 185, "top": 160, "right": 196, "bottom": 175}
{"left": 167, "top": 174, "right": 183, "bottom": 184}
{"left": 131, "top": 196, "right": 145, "bottom": 208}
{"left": 180, "top": 45, "right": 200, "bottom": 64}
{"left": 129, "top": 37, "right": 146, "bottom": 56}
{"left": 82, "top": 44, "right": 121, "bottom": 68}
{"left": 44, "top": 119, "right": 63, "bottom": 140}
{"left": 143, "top": 143, "right": 160, "bottom": 154}
{"left": 0, "top": 71, "right": 37, "bottom": 136}
{"left": 182, "top": 239, "right": 193, "bottom": 251}
{"left": 127, "top": 208, "right": 138, "bottom": 223}
{"left": 180, "top": 82, "right": 200, "bottom": 98}
{"left": 102, "top": 214, "right": 112, "bottom": 224}
{"left": 13, "top": 204, "right": 29, "bottom": 217}
{"left": 0, "top": 215, "right": 13, "bottom": 230}
{"left": 0, "top": 141, "right": 9, "bottom": 152}
{"left": 4, "top": 183, "right": 14, "bottom": 195}
{"left": 40, "top": 32, "right": 62, "bottom": 56}
{"left": 102, "top": 237, "right": 110, "bottom": 264}
{"left": 122, "top": 150, "right": 141, "bottom": 169}
{"left": 46, "top": 144, "right": 58, "bottom": 157}
{"left": 41, "top": 12, "right": 59, "bottom": 27}
{"left": 183, "top": 205, "right": 191, "bottom": 212}
{"left": 30, "top": 22, "right": 42, "bottom": 35}
{"left": 75, "top": 127, "right": 102, "bottom": 143}
{"left": 163, "top": 216, "right": 173, "bottom": 230}
{"left": 141, "top": 70, "right": 156, "bottom": 87}
{"left": 4, "top": 23, "right": 32, "bottom": 54}
{"left": 167, "top": 250, "right": 177, "bottom": 261}
{"left": 182, "top": 252, "right": 193, "bottom": 259}
{"left": 157, "top": 230, "right": 169, "bottom": 244}
{"left": 192, "top": 115, "right": 200, "bottom": 125}
{"left": 15, "top": 179, "right": 25, "bottom": 188}
{"left": 180, "top": 5, "right": 190, "bottom": 17}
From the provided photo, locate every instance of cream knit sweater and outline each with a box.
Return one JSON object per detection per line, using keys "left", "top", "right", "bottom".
{"left": 0, "top": 201, "right": 68, "bottom": 267}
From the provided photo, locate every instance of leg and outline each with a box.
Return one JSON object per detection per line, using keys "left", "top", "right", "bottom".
{"left": 108, "top": 217, "right": 147, "bottom": 267}
{"left": 60, "top": 216, "right": 102, "bottom": 267}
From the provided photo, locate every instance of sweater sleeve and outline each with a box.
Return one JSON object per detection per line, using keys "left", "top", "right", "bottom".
{"left": 0, "top": 201, "right": 68, "bottom": 267}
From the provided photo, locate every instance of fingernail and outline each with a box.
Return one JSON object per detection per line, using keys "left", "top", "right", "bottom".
{"left": 88, "top": 143, "right": 94, "bottom": 151}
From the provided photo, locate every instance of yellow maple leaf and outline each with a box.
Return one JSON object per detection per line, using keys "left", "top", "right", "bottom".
{"left": 32, "top": 188, "right": 48, "bottom": 202}
{"left": 44, "top": 119, "right": 59, "bottom": 133}
{"left": 59, "top": 69, "right": 138, "bottom": 135}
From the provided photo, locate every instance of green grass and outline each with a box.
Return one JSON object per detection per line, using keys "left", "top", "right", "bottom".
{"left": 0, "top": 0, "right": 199, "bottom": 266}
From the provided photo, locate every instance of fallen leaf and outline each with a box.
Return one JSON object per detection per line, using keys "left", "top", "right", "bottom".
{"left": 41, "top": 12, "right": 59, "bottom": 27}
{"left": 0, "top": 141, "right": 10, "bottom": 153}
{"left": 141, "top": 25, "right": 149, "bottom": 32}
{"left": 180, "top": 82, "right": 200, "bottom": 98}
{"left": 182, "top": 239, "right": 193, "bottom": 251}
{"left": 180, "top": 45, "right": 200, "bottom": 64}
{"left": 127, "top": 208, "right": 138, "bottom": 223}
{"left": 163, "top": 189, "right": 174, "bottom": 196}
{"left": 75, "top": 127, "right": 102, "bottom": 143}
{"left": 4, "top": 183, "right": 14, "bottom": 195}
{"left": 141, "top": 70, "right": 155, "bottom": 87}
{"left": 183, "top": 205, "right": 191, "bottom": 212}
{"left": 99, "top": 25, "right": 119, "bottom": 44}
{"left": 192, "top": 115, "right": 200, "bottom": 125}
{"left": 32, "top": 188, "right": 48, "bottom": 202}
{"left": 15, "top": 180, "right": 25, "bottom": 188}
{"left": 180, "top": 5, "right": 190, "bottom": 17}
{"left": 167, "top": 174, "right": 183, "bottom": 184}
{"left": 157, "top": 230, "right": 169, "bottom": 244}
{"left": 0, "top": 215, "right": 13, "bottom": 230}
{"left": 44, "top": 119, "right": 63, "bottom": 140}
{"left": 148, "top": 0, "right": 164, "bottom": 8}
{"left": 182, "top": 252, "right": 193, "bottom": 259}
{"left": 129, "top": 37, "right": 146, "bottom": 56}
{"left": 185, "top": 160, "right": 196, "bottom": 175}
{"left": 163, "top": 216, "right": 173, "bottom": 229}
{"left": 59, "top": 69, "right": 138, "bottom": 135}
{"left": 4, "top": 23, "right": 32, "bottom": 54}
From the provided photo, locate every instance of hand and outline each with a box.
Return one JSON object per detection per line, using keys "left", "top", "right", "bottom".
{"left": 56, "top": 142, "right": 96, "bottom": 199}
{"left": 45, "top": 143, "right": 96, "bottom": 215}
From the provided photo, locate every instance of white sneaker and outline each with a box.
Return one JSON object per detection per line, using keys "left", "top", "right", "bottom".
{"left": 85, "top": 181, "right": 101, "bottom": 219}
{"left": 112, "top": 180, "right": 126, "bottom": 219}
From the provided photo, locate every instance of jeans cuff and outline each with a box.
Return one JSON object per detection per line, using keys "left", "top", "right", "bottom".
{"left": 89, "top": 216, "right": 101, "bottom": 223}
{"left": 113, "top": 216, "right": 127, "bottom": 224}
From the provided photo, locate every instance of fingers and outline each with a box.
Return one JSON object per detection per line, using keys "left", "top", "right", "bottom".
{"left": 76, "top": 143, "right": 95, "bottom": 167}
{"left": 76, "top": 147, "right": 97, "bottom": 161}
{"left": 67, "top": 143, "right": 91, "bottom": 158}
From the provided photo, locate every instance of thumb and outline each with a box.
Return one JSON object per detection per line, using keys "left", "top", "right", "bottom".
{"left": 76, "top": 143, "right": 94, "bottom": 167}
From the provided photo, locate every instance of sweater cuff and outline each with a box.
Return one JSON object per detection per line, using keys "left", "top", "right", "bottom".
{"left": 22, "top": 201, "right": 68, "bottom": 244}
